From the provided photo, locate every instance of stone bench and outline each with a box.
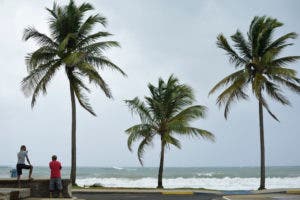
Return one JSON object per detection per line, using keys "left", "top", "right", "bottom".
{"left": 0, "top": 179, "right": 71, "bottom": 198}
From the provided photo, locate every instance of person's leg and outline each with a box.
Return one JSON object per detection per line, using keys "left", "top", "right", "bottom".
{"left": 28, "top": 165, "right": 33, "bottom": 179}
{"left": 56, "top": 178, "right": 63, "bottom": 198}
{"left": 59, "top": 190, "right": 63, "bottom": 198}
{"left": 16, "top": 164, "right": 22, "bottom": 188}
{"left": 49, "top": 179, "right": 55, "bottom": 198}
{"left": 23, "top": 164, "right": 33, "bottom": 180}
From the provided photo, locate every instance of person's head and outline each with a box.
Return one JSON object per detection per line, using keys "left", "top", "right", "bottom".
{"left": 20, "top": 145, "right": 26, "bottom": 151}
{"left": 52, "top": 155, "right": 57, "bottom": 161}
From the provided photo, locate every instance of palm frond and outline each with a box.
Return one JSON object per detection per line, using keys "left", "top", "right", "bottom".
{"left": 77, "top": 31, "right": 112, "bottom": 47}
{"left": 209, "top": 69, "right": 245, "bottom": 95}
{"left": 270, "top": 56, "right": 300, "bottom": 67}
{"left": 216, "top": 77, "right": 248, "bottom": 108}
{"left": 217, "top": 34, "right": 246, "bottom": 67}
{"left": 23, "top": 27, "right": 58, "bottom": 48}
{"left": 257, "top": 18, "right": 282, "bottom": 56}
{"left": 46, "top": 2, "right": 59, "bottom": 19}
{"left": 21, "top": 60, "right": 60, "bottom": 97}
{"left": 85, "top": 56, "right": 126, "bottom": 76}
{"left": 125, "top": 97, "right": 153, "bottom": 123}
{"left": 78, "top": 14, "right": 107, "bottom": 37}
{"left": 272, "top": 76, "right": 300, "bottom": 94}
{"left": 169, "top": 105, "right": 207, "bottom": 125}
{"left": 77, "top": 62, "right": 112, "bottom": 98}
{"left": 265, "top": 32, "right": 297, "bottom": 52}
{"left": 223, "top": 86, "right": 248, "bottom": 119}
{"left": 164, "top": 134, "right": 181, "bottom": 149}
{"left": 175, "top": 127, "right": 215, "bottom": 141}
{"left": 125, "top": 124, "right": 153, "bottom": 151}
{"left": 231, "top": 30, "right": 251, "bottom": 59}
{"left": 248, "top": 16, "right": 267, "bottom": 56}
{"left": 265, "top": 81, "right": 290, "bottom": 105}
{"left": 81, "top": 41, "right": 120, "bottom": 55}
{"left": 69, "top": 74, "right": 96, "bottom": 116}
{"left": 260, "top": 96, "right": 279, "bottom": 121}
{"left": 267, "top": 66, "right": 297, "bottom": 78}
{"left": 27, "top": 61, "right": 61, "bottom": 107}
{"left": 78, "top": 2, "right": 93, "bottom": 13}
{"left": 25, "top": 47, "right": 57, "bottom": 70}
{"left": 137, "top": 135, "right": 154, "bottom": 166}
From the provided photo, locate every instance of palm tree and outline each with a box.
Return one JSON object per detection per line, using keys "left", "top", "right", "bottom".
{"left": 125, "top": 75, "right": 214, "bottom": 188}
{"left": 22, "top": 0, "right": 126, "bottom": 185}
{"left": 209, "top": 16, "right": 300, "bottom": 190}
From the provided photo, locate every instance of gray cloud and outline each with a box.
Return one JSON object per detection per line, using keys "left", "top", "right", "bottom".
{"left": 0, "top": 0, "right": 299, "bottom": 167}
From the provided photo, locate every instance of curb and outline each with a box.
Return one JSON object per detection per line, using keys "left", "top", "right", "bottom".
{"left": 161, "top": 191, "right": 194, "bottom": 195}
{"left": 73, "top": 190, "right": 159, "bottom": 194}
{"left": 287, "top": 189, "right": 300, "bottom": 194}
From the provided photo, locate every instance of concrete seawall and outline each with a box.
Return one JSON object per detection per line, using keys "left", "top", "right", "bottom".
{"left": 0, "top": 178, "right": 72, "bottom": 198}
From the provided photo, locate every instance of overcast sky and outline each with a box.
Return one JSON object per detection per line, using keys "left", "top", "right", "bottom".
{"left": 0, "top": 0, "right": 300, "bottom": 167}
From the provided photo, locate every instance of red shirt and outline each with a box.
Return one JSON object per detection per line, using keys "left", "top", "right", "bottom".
{"left": 49, "top": 160, "right": 62, "bottom": 178}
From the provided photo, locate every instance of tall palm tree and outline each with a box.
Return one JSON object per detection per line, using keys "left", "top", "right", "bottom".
{"left": 125, "top": 75, "right": 214, "bottom": 188}
{"left": 22, "top": 0, "right": 126, "bottom": 185}
{"left": 209, "top": 16, "right": 300, "bottom": 190}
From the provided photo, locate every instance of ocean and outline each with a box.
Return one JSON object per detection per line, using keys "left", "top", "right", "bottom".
{"left": 1, "top": 166, "right": 300, "bottom": 190}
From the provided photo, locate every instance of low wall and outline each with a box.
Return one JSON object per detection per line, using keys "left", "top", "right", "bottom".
{"left": 0, "top": 179, "right": 72, "bottom": 198}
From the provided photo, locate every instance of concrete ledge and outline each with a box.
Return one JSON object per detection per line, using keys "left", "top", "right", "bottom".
{"left": 0, "top": 179, "right": 71, "bottom": 198}
{"left": 0, "top": 188, "right": 30, "bottom": 199}
{"left": 26, "top": 198, "right": 84, "bottom": 200}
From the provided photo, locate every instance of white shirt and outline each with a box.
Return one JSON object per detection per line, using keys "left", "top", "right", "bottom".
{"left": 17, "top": 150, "right": 28, "bottom": 164}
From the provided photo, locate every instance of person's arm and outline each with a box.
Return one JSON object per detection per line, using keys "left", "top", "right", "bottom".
{"left": 25, "top": 151, "right": 31, "bottom": 165}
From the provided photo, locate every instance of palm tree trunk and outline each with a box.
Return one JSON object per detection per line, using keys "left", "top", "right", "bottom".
{"left": 69, "top": 81, "right": 77, "bottom": 186}
{"left": 157, "top": 137, "right": 165, "bottom": 189}
{"left": 258, "top": 98, "right": 265, "bottom": 190}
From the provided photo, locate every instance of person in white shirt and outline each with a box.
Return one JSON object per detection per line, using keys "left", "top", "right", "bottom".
{"left": 16, "top": 145, "right": 33, "bottom": 187}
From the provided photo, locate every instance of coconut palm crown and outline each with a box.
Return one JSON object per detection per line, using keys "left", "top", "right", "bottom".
{"left": 125, "top": 75, "right": 214, "bottom": 188}
{"left": 209, "top": 16, "right": 300, "bottom": 189}
{"left": 22, "top": 0, "right": 126, "bottom": 185}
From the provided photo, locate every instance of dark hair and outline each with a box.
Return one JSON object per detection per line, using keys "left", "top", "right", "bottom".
{"left": 20, "top": 145, "right": 26, "bottom": 150}
{"left": 52, "top": 155, "right": 57, "bottom": 161}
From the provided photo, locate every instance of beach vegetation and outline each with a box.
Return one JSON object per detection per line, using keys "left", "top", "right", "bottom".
{"left": 125, "top": 75, "right": 214, "bottom": 188}
{"left": 209, "top": 16, "right": 300, "bottom": 190}
{"left": 21, "top": 0, "right": 125, "bottom": 185}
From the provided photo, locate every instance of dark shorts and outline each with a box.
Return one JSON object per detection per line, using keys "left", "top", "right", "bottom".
{"left": 49, "top": 178, "right": 63, "bottom": 191}
{"left": 16, "top": 164, "right": 31, "bottom": 176}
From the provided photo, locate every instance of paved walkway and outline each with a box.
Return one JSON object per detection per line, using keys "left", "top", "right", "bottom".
{"left": 72, "top": 188, "right": 300, "bottom": 200}
{"left": 223, "top": 194, "right": 300, "bottom": 200}
{"left": 73, "top": 193, "right": 223, "bottom": 200}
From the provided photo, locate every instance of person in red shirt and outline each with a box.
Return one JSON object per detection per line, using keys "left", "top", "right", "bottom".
{"left": 49, "top": 155, "right": 62, "bottom": 198}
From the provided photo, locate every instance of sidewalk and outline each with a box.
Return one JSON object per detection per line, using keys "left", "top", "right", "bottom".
{"left": 222, "top": 188, "right": 300, "bottom": 200}
{"left": 223, "top": 194, "right": 300, "bottom": 200}
{"left": 72, "top": 188, "right": 222, "bottom": 194}
{"left": 72, "top": 188, "right": 300, "bottom": 200}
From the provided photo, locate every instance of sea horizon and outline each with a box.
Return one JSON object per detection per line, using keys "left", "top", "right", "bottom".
{"left": 2, "top": 165, "right": 300, "bottom": 168}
